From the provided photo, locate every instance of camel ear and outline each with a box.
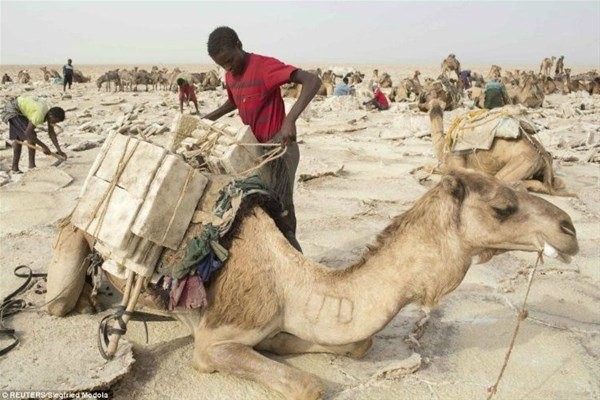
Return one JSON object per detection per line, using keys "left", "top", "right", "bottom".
{"left": 441, "top": 175, "right": 465, "bottom": 201}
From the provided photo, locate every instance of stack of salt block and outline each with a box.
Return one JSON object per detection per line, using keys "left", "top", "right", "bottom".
{"left": 71, "top": 131, "right": 208, "bottom": 278}
{"left": 170, "top": 115, "right": 261, "bottom": 174}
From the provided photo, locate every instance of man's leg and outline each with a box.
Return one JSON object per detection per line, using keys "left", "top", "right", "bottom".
{"left": 274, "top": 141, "right": 302, "bottom": 252}
{"left": 9, "top": 116, "right": 28, "bottom": 172}
{"left": 27, "top": 145, "right": 36, "bottom": 169}
{"left": 259, "top": 137, "right": 302, "bottom": 252}
{"left": 11, "top": 142, "right": 22, "bottom": 172}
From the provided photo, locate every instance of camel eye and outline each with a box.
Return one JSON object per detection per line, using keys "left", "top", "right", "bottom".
{"left": 492, "top": 206, "right": 516, "bottom": 220}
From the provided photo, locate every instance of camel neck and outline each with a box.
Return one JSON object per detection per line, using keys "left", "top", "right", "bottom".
{"left": 282, "top": 193, "right": 473, "bottom": 345}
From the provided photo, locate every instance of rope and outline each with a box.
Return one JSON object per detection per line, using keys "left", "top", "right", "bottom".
{"left": 445, "top": 107, "right": 528, "bottom": 152}
{"left": 173, "top": 117, "right": 291, "bottom": 178}
{"left": 0, "top": 266, "right": 43, "bottom": 355}
{"left": 486, "top": 252, "right": 544, "bottom": 399}
{"left": 235, "top": 145, "right": 287, "bottom": 177}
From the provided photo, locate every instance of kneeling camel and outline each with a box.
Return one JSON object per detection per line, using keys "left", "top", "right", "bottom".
{"left": 429, "top": 100, "right": 571, "bottom": 196}
{"left": 48, "top": 170, "right": 578, "bottom": 400}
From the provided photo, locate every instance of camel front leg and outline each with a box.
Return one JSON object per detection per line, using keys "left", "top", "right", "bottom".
{"left": 520, "top": 179, "right": 553, "bottom": 195}
{"left": 256, "top": 332, "right": 372, "bottom": 359}
{"left": 197, "top": 342, "right": 323, "bottom": 400}
{"left": 494, "top": 154, "right": 540, "bottom": 185}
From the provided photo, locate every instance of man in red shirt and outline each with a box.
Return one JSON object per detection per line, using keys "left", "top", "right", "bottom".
{"left": 363, "top": 84, "right": 390, "bottom": 111}
{"left": 203, "top": 26, "right": 321, "bottom": 252}
{"left": 176, "top": 73, "right": 200, "bottom": 114}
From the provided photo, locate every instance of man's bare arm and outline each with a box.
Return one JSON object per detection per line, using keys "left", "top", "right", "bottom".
{"left": 286, "top": 69, "right": 321, "bottom": 123}
{"left": 47, "top": 122, "right": 66, "bottom": 157}
{"left": 203, "top": 100, "right": 237, "bottom": 121}
{"left": 276, "top": 69, "right": 321, "bottom": 145}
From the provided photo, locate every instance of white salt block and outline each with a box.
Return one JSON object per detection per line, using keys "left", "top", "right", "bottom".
{"left": 220, "top": 126, "right": 261, "bottom": 174}
{"left": 95, "top": 135, "right": 166, "bottom": 199}
{"left": 79, "top": 130, "right": 119, "bottom": 197}
{"left": 131, "top": 155, "right": 209, "bottom": 250}
{"left": 72, "top": 176, "right": 142, "bottom": 250}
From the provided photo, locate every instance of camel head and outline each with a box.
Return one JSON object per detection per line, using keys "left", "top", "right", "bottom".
{"left": 441, "top": 169, "right": 578, "bottom": 263}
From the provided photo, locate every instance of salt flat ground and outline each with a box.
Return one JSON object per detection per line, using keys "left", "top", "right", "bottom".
{"left": 0, "top": 64, "right": 598, "bottom": 400}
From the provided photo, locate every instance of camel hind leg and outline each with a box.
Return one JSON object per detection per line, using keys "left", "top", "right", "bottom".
{"left": 46, "top": 222, "right": 92, "bottom": 316}
{"left": 256, "top": 332, "right": 372, "bottom": 359}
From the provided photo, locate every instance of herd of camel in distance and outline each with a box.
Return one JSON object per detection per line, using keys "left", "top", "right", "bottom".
{"left": 2, "top": 53, "right": 599, "bottom": 109}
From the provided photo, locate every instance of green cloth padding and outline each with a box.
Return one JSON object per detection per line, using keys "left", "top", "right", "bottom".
{"left": 171, "top": 175, "right": 278, "bottom": 280}
{"left": 171, "top": 226, "right": 227, "bottom": 280}
{"left": 213, "top": 175, "right": 274, "bottom": 217}
{"left": 484, "top": 82, "right": 506, "bottom": 110}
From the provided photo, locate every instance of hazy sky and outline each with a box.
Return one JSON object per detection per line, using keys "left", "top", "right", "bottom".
{"left": 1, "top": 1, "right": 599, "bottom": 66}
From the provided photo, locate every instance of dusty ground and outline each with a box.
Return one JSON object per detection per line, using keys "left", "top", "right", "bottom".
{"left": 0, "top": 64, "right": 598, "bottom": 399}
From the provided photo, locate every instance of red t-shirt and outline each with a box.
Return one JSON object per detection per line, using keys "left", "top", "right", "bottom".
{"left": 179, "top": 83, "right": 197, "bottom": 102}
{"left": 374, "top": 89, "right": 389, "bottom": 108}
{"left": 226, "top": 53, "right": 297, "bottom": 143}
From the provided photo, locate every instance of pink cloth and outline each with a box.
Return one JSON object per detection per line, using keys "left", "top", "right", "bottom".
{"left": 168, "top": 275, "right": 207, "bottom": 310}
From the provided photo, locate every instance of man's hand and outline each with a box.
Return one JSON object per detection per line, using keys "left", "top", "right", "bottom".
{"left": 42, "top": 146, "right": 52, "bottom": 155}
{"left": 57, "top": 150, "right": 67, "bottom": 160}
{"left": 279, "top": 119, "right": 297, "bottom": 146}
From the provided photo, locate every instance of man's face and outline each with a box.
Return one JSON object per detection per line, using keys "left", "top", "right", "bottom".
{"left": 47, "top": 114, "right": 63, "bottom": 125}
{"left": 212, "top": 45, "right": 246, "bottom": 76}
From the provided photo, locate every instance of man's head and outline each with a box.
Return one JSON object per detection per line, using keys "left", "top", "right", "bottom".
{"left": 46, "top": 107, "right": 65, "bottom": 124}
{"left": 176, "top": 78, "right": 186, "bottom": 87}
{"left": 343, "top": 77, "right": 349, "bottom": 85}
{"left": 67, "top": 59, "right": 72, "bottom": 65}
{"left": 207, "top": 26, "right": 246, "bottom": 76}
